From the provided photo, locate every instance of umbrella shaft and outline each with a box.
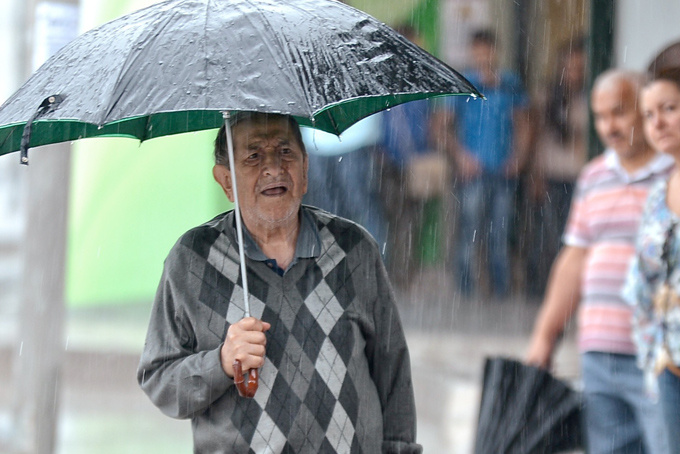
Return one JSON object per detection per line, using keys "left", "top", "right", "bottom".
{"left": 224, "top": 113, "right": 251, "bottom": 318}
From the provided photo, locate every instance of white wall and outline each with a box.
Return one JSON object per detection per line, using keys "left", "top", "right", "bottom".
{"left": 615, "top": 0, "right": 680, "bottom": 71}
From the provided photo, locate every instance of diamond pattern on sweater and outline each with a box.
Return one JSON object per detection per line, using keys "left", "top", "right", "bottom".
{"left": 195, "top": 212, "right": 366, "bottom": 452}
{"left": 265, "top": 374, "right": 303, "bottom": 436}
{"left": 316, "top": 337, "right": 347, "bottom": 398}
{"left": 230, "top": 398, "right": 263, "bottom": 445}
{"left": 324, "top": 258, "right": 356, "bottom": 310}
{"left": 296, "top": 262, "right": 324, "bottom": 300}
{"left": 326, "top": 401, "right": 355, "bottom": 453}
{"left": 250, "top": 412, "right": 287, "bottom": 453}
{"left": 243, "top": 280, "right": 358, "bottom": 451}
{"left": 291, "top": 303, "right": 327, "bottom": 364}
{"left": 308, "top": 281, "right": 346, "bottom": 335}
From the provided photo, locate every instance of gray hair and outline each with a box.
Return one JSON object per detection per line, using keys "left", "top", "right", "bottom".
{"left": 592, "top": 69, "right": 646, "bottom": 96}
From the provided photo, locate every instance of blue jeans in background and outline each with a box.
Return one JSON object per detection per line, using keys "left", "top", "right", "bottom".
{"left": 581, "top": 352, "right": 670, "bottom": 454}
{"left": 455, "top": 175, "right": 517, "bottom": 298}
{"left": 658, "top": 369, "right": 680, "bottom": 449}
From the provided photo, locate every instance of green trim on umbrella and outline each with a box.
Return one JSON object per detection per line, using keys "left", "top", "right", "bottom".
{"left": 307, "top": 92, "right": 476, "bottom": 134}
{"left": 0, "top": 92, "right": 478, "bottom": 156}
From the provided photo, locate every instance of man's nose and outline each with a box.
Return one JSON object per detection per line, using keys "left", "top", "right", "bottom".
{"left": 601, "top": 117, "right": 617, "bottom": 136}
{"left": 261, "top": 150, "right": 283, "bottom": 175}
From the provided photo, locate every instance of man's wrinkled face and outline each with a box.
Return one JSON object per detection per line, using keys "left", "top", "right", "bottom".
{"left": 591, "top": 80, "right": 646, "bottom": 159}
{"left": 215, "top": 117, "right": 308, "bottom": 230}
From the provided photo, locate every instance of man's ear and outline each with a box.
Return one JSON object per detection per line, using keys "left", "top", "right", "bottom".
{"left": 212, "top": 164, "right": 234, "bottom": 202}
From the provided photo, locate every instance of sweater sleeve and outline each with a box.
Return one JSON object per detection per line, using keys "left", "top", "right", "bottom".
{"left": 137, "top": 258, "right": 233, "bottom": 419}
{"left": 367, "top": 254, "right": 423, "bottom": 454}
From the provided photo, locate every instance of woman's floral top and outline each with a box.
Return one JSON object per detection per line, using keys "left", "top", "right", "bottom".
{"left": 624, "top": 179, "right": 680, "bottom": 396}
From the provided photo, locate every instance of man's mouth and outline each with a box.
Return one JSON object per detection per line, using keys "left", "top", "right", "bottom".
{"left": 261, "top": 185, "right": 288, "bottom": 196}
{"left": 606, "top": 134, "right": 626, "bottom": 147}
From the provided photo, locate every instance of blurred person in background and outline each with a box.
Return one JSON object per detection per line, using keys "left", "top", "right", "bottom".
{"left": 375, "top": 24, "right": 444, "bottom": 289}
{"left": 526, "top": 37, "right": 589, "bottom": 296}
{"left": 526, "top": 70, "right": 672, "bottom": 454}
{"left": 301, "top": 115, "right": 387, "bottom": 250}
{"left": 434, "top": 29, "right": 531, "bottom": 299}
{"left": 624, "top": 67, "right": 680, "bottom": 448}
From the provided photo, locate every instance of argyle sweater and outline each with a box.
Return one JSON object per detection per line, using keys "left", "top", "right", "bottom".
{"left": 137, "top": 206, "right": 421, "bottom": 453}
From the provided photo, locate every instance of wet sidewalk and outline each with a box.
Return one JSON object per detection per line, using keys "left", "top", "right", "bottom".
{"left": 0, "top": 267, "right": 579, "bottom": 453}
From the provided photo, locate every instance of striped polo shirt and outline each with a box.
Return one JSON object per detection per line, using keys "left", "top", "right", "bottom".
{"left": 564, "top": 149, "right": 674, "bottom": 355}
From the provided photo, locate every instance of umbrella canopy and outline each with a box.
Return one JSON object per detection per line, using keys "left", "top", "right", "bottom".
{"left": 0, "top": 0, "right": 480, "bottom": 160}
{"left": 474, "top": 356, "right": 583, "bottom": 454}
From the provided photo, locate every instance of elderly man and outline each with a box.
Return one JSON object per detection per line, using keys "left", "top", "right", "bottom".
{"left": 137, "top": 112, "right": 421, "bottom": 453}
{"left": 526, "top": 70, "right": 672, "bottom": 453}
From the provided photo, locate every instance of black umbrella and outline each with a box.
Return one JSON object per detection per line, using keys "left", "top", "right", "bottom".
{"left": 0, "top": 0, "right": 480, "bottom": 398}
{"left": 0, "top": 0, "right": 480, "bottom": 161}
{"left": 474, "top": 356, "right": 583, "bottom": 454}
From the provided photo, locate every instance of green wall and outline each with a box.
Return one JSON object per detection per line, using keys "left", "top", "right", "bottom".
{"left": 65, "top": 0, "right": 229, "bottom": 306}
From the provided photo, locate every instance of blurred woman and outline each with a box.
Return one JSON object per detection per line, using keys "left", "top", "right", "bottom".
{"left": 625, "top": 67, "right": 680, "bottom": 447}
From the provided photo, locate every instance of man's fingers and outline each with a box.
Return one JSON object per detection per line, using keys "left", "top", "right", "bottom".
{"left": 236, "top": 317, "right": 271, "bottom": 333}
{"left": 221, "top": 318, "right": 270, "bottom": 378}
{"left": 232, "top": 353, "right": 266, "bottom": 373}
{"left": 221, "top": 335, "right": 267, "bottom": 377}
{"left": 227, "top": 327, "right": 268, "bottom": 346}
{"left": 232, "top": 342, "right": 266, "bottom": 360}
{"left": 231, "top": 342, "right": 267, "bottom": 374}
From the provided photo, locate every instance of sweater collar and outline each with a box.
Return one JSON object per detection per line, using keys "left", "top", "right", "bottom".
{"left": 231, "top": 206, "right": 322, "bottom": 265}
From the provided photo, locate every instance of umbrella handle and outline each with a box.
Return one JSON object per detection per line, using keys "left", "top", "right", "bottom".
{"left": 233, "top": 359, "right": 258, "bottom": 398}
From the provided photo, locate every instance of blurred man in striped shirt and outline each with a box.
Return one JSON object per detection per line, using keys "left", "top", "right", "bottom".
{"left": 526, "top": 69, "right": 673, "bottom": 454}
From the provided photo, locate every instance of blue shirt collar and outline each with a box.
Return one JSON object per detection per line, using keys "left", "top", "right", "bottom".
{"left": 239, "top": 206, "right": 321, "bottom": 273}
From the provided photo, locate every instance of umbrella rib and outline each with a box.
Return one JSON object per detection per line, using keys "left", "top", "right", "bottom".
{"left": 241, "top": 0, "right": 315, "bottom": 119}
{"left": 100, "top": 0, "right": 193, "bottom": 126}
{"left": 202, "top": 0, "right": 211, "bottom": 111}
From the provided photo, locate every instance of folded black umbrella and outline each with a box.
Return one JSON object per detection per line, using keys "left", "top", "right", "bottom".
{"left": 474, "top": 356, "right": 583, "bottom": 454}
